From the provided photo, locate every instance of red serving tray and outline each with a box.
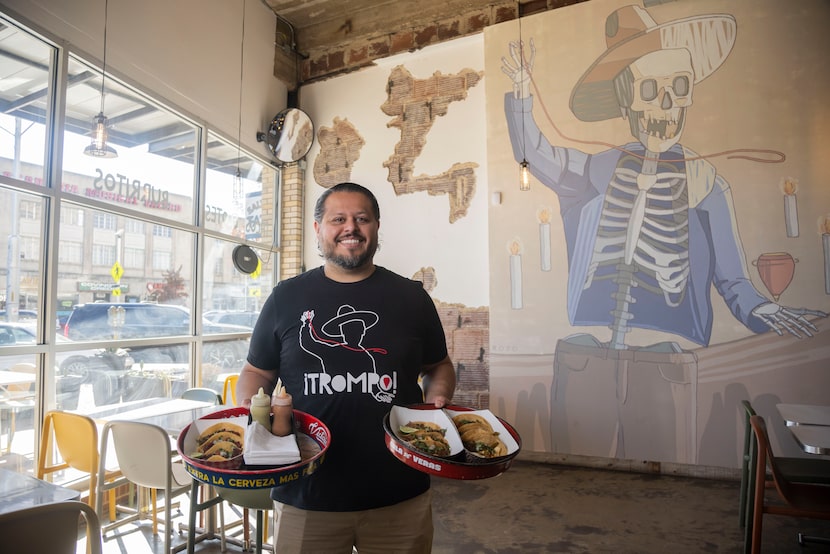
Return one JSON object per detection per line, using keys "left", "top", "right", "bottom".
{"left": 383, "top": 404, "right": 521, "bottom": 480}
{"left": 177, "top": 407, "right": 331, "bottom": 490}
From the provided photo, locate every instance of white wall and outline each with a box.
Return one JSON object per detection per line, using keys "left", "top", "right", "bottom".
{"left": 299, "top": 34, "right": 490, "bottom": 307}
{"left": 0, "top": 0, "right": 286, "bottom": 153}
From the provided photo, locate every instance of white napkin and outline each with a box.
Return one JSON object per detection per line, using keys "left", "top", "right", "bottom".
{"left": 243, "top": 421, "right": 301, "bottom": 466}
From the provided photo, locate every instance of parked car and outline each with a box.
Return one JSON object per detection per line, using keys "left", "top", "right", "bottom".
{"left": 0, "top": 309, "right": 38, "bottom": 321}
{"left": 0, "top": 322, "right": 39, "bottom": 347}
{"left": 0, "top": 321, "right": 133, "bottom": 409}
{"left": 66, "top": 299, "right": 246, "bottom": 361}
{"left": 204, "top": 310, "right": 261, "bottom": 329}
{"left": 1, "top": 309, "right": 66, "bottom": 332}
{"left": 64, "top": 302, "right": 250, "bottom": 405}
{"left": 0, "top": 321, "right": 131, "bottom": 374}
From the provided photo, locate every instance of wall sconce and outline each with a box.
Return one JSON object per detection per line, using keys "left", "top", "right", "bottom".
{"left": 83, "top": 0, "right": 117, "bottom": 159}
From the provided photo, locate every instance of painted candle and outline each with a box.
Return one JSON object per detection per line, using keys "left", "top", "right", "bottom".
{"left": 824, "top": 234, "right": 830, "bottom": 295}
{"left": 822, "top": 215, "right": 830, "bottom": 295}
{"left": 537, "top": 206, "right": 551, "bottom": 272}
{"left": 783, "top": 178, "right": 799, "bottom": 237}
{"left": 509, "top": 239, "right": 523, "bottom": 309}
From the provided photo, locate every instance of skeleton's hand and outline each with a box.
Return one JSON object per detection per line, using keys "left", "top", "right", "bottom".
{"left": 751, "top": 302, "right": 827, "bottom": 338}
{"left": 500, "top": 38, "right": 535, "bottom": 99}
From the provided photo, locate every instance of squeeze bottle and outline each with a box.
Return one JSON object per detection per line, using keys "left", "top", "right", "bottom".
{"left": 250, "top": 387, "right": 272, "bottom": 429}
{"left": 271, "top": 378, "right": 294, "bottom": 437}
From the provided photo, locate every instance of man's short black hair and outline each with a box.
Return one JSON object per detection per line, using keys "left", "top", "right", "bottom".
{"left": 314, "top": 182, "right": 380, "bottom": 223}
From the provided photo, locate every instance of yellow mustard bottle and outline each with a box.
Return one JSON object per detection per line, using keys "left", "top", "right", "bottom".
{"left": 250, "top": 387, "right": 272, "bottom": 429}
{"left": 271, "top": 378, "right": 293, "bottom": 437}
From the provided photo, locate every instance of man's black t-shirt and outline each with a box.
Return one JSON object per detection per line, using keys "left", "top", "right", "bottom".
{"left": 247, "top": 266, "right": 449, "bottom": 511}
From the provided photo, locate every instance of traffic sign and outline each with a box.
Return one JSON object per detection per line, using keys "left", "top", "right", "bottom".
{"left": 111, "top": 261, "right": 124, "bottom": 283}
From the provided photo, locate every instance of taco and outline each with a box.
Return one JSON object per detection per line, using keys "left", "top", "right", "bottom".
{"left": 191, "top": 421, "right": 244, "bottom": 460}
{"left": 399, "top": 420, "right": 452, "bottom": 457}
{"left": 196, "top": 431, "right": 244, "bottom": 453}
{"left": 451, "top": 414, "right": 492, "bottom": 432}
{"left": 193, "top": 439, "right": 242, "bottom": 461}
{"left": 452, "top": 413, "right": 508, "bottom": 458}
{"left": 196, "top": 422, "right": 244, "bottom": 445}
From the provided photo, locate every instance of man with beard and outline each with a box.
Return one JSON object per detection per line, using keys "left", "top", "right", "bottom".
{"left": 237, "top": 182, "right": 456, "bottom": 553}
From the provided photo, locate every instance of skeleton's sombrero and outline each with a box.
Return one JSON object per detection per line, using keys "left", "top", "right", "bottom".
{"left": 569, "top": 4, "right": 736, "bottom": 122}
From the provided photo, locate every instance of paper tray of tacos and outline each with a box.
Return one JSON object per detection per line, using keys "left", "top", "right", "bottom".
{"left": 383, "top": 404, "right": 521, "bottom": 480}
{"left": 178, "top": 407, "right": 331, "bottom": 490}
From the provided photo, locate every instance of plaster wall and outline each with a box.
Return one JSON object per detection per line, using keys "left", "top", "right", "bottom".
{"left": 299, "top": 34, "right": 490, "bottom": 308}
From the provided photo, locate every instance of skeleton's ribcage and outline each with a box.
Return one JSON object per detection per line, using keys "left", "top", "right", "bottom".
{"left": 584, "top": 164, "right": 690, "bottom": 307}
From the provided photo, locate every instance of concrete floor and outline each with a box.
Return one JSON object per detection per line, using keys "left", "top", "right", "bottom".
{"left": 95, "top": 459, "right": 830, "bottom": 554}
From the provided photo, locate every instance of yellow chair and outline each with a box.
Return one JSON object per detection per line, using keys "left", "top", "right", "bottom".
{"left": 37, "top": 410, "right": 120, "bottom": 518}
{"left": 222, "top": 374, "right": 239, "bottom": 406}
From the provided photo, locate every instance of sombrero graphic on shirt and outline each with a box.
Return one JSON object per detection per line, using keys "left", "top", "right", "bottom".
{"left": 320, "top": 304, "right": 379, "bottom": 336}
{"left": 569, "top": 4, "right": 737, "bottom": 122}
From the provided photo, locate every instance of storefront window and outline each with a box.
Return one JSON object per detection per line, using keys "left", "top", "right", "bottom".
{"left": 0, "top": 188, "right": 44, "bottom": 320}
{"left": 205, "top": 131, "right": 279, "bottom": 247}
{"left": 0, "top": 21, "right": 53, "bottom": 189}
{"left": 62, "top": 56, "right": 198, "bottom": 225}
{"left": 0, "top": 14, "right": 281, "bottom": 468}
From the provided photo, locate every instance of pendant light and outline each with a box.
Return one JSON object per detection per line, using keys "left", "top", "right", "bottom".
{"left": 231, "top": 0, "right": 260, "bottom": 276}
{"left": 232, "top": 0, "right": 246, "bottom": 206}
{"left": 517, "top": 2, "right": 529, "bottom": 191}
{"left": 83, "top": 0, "right": 117, "bottom": 158}
{"left": 519, "top": 159, "right": 530, "bottom": 191}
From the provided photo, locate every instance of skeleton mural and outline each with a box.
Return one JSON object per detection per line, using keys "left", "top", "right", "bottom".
{"left": 502, "top": 4, "right": 827, "bottom": 462}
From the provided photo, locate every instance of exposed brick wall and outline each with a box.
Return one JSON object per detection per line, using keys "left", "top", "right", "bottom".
{"left": 435, "top": 301, "right": 490, "bottom": 409}
{"left": 261, "top": 166, "right": 276, "bottom": 250}
{"left": 300, "top": 8, "right": 508, "bottom": 83}
{"left": 279, "top": 162, "right": 305, "bottom": 279}
{"left": 285, "top": 0, "right": 587, "bottom": 85}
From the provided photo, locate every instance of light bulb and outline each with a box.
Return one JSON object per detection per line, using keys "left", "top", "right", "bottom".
{"left": 83, "top": 112, "right": 117, "bottom": 158}
{"left": 519, "top": 159, "right": 530, "bottom": 191}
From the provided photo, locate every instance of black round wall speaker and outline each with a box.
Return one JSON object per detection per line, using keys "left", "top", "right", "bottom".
{"left": 232, "top": 245, "right": 259, "bottom": 275}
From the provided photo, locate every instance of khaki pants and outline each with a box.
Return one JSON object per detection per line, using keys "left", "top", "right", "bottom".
{"left": 272, "top": 490, "right": 433, "bottom": 554}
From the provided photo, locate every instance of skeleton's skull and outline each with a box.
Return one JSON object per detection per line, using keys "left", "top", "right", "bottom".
{"left": 626, "top": 50, "right": 694, "bottom": 152}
